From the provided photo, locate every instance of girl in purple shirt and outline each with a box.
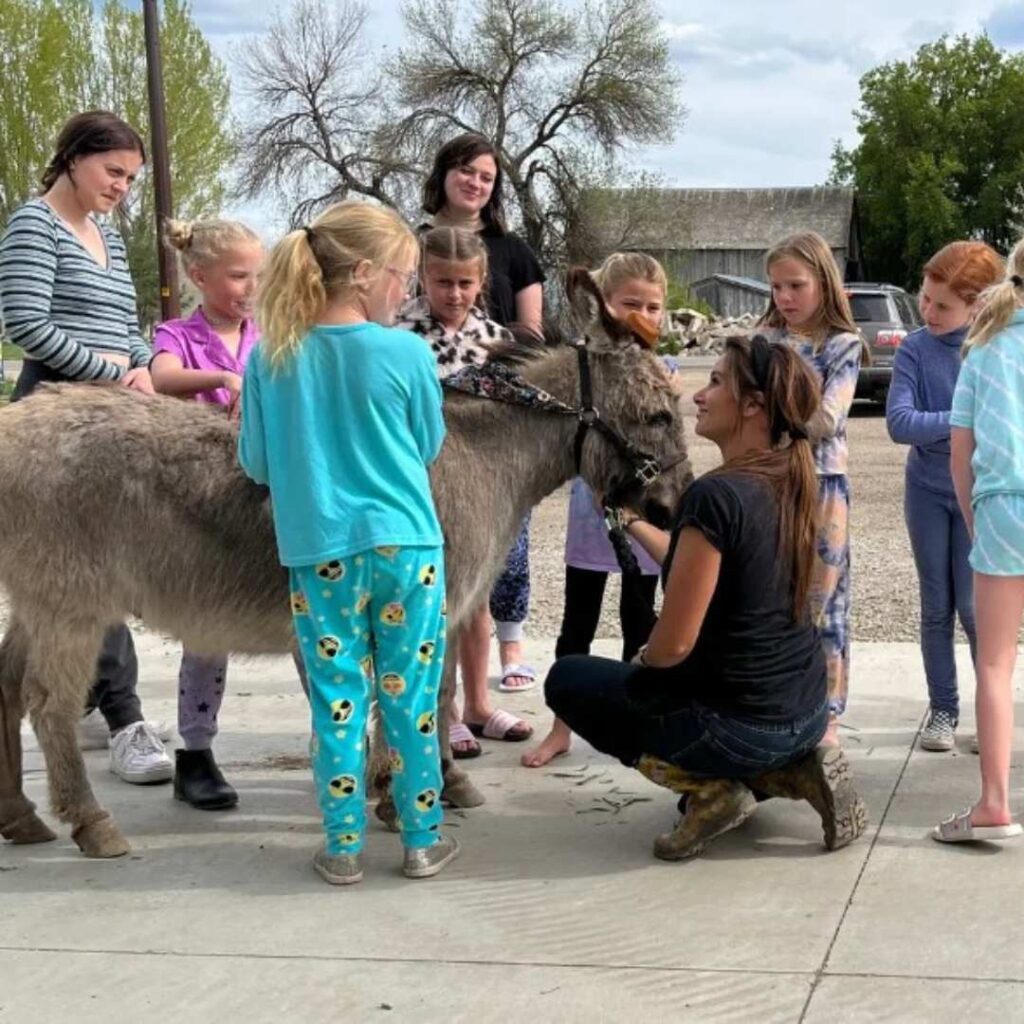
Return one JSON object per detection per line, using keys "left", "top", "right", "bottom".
{"left": 151, "top": 217, "right": 263, "bottom": 809}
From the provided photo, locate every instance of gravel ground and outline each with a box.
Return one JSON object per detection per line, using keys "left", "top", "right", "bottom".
{"left": 0, "top": 370, "right": 925, "bottom": 643}
{"left": 529, "top": 368, "right": 923, "bottom": 645}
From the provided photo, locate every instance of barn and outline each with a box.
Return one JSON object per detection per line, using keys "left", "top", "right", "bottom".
{"left": 587, "top": 186, "right": 864, "bottom": 317}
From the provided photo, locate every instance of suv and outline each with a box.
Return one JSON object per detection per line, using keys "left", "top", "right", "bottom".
{"left": 848, "top": 283, "right": 921, "bottom": 404}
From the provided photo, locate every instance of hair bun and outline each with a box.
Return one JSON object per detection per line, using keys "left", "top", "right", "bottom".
{"left": 163, "top": 218, "right": 194, "bottom": 251}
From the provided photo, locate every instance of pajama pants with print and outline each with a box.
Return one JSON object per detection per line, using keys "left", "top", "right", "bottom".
{"left": 810, "top": 475, "right": 851, "bottom": 716}
{"left": 290, "top": 545, "right": 447, "bottom": 856}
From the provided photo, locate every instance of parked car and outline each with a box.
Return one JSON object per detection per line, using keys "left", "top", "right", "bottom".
{"left": 847, "top": 283, "right": 921, "bottom": 404}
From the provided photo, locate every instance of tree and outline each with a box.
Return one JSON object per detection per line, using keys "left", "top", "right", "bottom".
{"left": 831, "top": 34, "right": 1024, "bottom": 288}
{"left": 0, "top": 0, "right": 235, "bottom": 325}
{"left": 0, "top": 0, "right": 96, "bottom": 221}
{"left": 237, "top": 0, "right": 684, "bottom": 267}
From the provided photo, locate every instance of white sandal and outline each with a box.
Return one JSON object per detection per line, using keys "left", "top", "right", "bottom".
{"left": 498, "top": 662, "right": 537, "bottom": 693}
{"left": 932, "top": 807, "right": 1023, "bottom": 843}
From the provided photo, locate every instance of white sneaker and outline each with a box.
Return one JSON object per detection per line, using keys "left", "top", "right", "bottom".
{"left": 78, "top": 708, "right": 172, "bottom": 751}
{"left": 109, "top": 721, "right": 173, "bottom": 784}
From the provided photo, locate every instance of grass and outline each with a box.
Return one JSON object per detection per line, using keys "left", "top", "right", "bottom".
{"left": 2, "top": 341, "right": 23, "bottom": 360}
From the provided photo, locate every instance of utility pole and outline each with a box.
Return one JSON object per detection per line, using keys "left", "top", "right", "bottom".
{"left": 142, "top": 0, "right": 179, "bottom": 320}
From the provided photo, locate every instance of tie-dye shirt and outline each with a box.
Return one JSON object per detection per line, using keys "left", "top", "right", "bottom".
{"left": 765, "top": 328, "right": 862, "bottom": 476}
{"left": 949, "top": 309, "right": 1024, "bottom": 505}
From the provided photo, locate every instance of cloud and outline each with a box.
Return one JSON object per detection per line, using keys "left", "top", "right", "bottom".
{"left": 986, "top": 2, "right": 1024, "bottom": 48}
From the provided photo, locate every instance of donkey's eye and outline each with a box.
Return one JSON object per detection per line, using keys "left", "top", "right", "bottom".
{"left": 645, "top": 411, "right": 674, "bottom": 428}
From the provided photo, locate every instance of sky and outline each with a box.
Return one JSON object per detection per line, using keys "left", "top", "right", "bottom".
{"left": 128, "top": 0, "right": 1024, "bottom": 236}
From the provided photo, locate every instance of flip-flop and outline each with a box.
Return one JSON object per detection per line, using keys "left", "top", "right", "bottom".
{"left": 466, "top": 708, "right": 534, "bottom": 742}
{"left": 450, "top": 722, "right": 482, "bottom": 760}
{"left": 498, "top": 662, "right": 538, "bottom": 693}
{"left": 931, "top": 807, "right": 1024, "bottom": 843}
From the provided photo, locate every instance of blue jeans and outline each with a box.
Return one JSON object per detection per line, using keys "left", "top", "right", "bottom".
{"left": 904, "top": 478, "right": 977, "bottom": 717}
{"left": 546, "top": 655, "right": 829, "bottom": 779}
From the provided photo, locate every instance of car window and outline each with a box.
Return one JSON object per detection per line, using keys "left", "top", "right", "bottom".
{"left": 894, "top": 293, "right": 921, "bottom": 326}
{"left": 849, "top": 294, "right": 892, "bottom": 322}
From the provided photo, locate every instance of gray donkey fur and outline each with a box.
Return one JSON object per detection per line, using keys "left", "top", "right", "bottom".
{"left": 0, "top": 270, "right": 692, "bottom": 858}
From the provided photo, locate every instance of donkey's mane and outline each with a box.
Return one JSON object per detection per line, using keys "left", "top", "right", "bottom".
{"left": 483, "top": 322, "right": 567, "bottom": 366}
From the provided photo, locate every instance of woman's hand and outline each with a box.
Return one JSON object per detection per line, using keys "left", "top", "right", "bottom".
{"left": 122, "top": 367, "right": 155, "bottom": 395}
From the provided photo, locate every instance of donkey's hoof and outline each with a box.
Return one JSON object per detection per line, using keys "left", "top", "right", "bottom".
{"left": 2, "top": 811, "right": 58, "bottom": 845}
{"left": 72, "top": 815, "right": 130, "bottom": 858}
{"left": 374, "top": 797, "right": 400, "bottom": 833}
{"left": 442, "top": 776, "right": 486, "bottom": 809}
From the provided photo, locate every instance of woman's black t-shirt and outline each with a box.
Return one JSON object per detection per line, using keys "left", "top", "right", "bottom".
{"left": 478, "top": 224, "right": 545, "bottom": 327}
{"left": 632, "top": 472, "right": 826, "bottom": 722}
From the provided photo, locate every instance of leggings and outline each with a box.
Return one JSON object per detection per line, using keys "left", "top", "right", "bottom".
{"left": 555, "top": 566, "right": 658, "bottom": 663}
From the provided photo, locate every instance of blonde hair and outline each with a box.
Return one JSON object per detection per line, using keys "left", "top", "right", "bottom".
{"left": 592, "top": 251, "right": 668, "bottom": 302}
{"left": 164, "top": 218, "right": 260, "bottom": 275}
{"left": 258, "top": 201, "right": 418, "bottom": 367}
{"left": 759, "top": 232, "right": 857, "bottom": 350}
{"left": 965, "top": 237, "right": 1024, "bottom": 350}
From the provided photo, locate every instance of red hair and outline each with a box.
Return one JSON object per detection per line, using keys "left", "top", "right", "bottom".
{"left": 923, "top": 241, "right": 1003, "bottom": 304}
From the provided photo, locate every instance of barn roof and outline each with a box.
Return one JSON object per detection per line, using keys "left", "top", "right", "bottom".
{"left": 594, "top": 186, "right": 856, "bottom": 252}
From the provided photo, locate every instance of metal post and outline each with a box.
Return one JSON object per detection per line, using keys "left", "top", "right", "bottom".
{"left": 142, "top": 0, "right": 179, "bottom": 320}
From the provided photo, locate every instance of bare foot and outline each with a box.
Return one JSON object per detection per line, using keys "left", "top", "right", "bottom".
{"left": 521, "top": 731, "right": 571, "bottom": 768}
{"left": 971, "top": 801, "right": 1014, "bottom": 828}
{"left": 818, "top": 713, "right": 840, "bottom": 748}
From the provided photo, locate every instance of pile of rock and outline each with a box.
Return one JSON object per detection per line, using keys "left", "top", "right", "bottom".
{"left": 664, "top": 309, "right": 759, "bottom": 355}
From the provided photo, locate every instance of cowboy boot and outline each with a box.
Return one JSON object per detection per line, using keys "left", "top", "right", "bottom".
{"left": 636, "top": 755, "right": 757, "bottom": 861}
{"left": 746, "top": 746, "right": 868, "bottom": 851}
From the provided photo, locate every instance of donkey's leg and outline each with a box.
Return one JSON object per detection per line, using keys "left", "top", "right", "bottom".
{"left": 439, "top": 644, "right": 485, "bottom": 809}
{"left": 25, "top": 628, "right": 130, "bottom": 858}
{"left": 0, "top": 623, "right": 56, "bottom": 845}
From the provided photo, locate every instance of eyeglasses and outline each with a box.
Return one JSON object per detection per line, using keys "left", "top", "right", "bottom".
{"left": 387, "top": 267, "right": 418, "bottom": 294}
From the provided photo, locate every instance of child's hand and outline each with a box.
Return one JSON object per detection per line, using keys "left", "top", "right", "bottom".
{"left": 122, "top": 367, "right": 155, "bottom": 395}
{"left": 220, "top": 371, "right": 243, "bottom": 404}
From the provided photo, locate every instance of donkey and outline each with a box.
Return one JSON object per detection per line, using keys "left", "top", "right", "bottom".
{"left": 0, "top": 269, "right": 692, "bottom": 859}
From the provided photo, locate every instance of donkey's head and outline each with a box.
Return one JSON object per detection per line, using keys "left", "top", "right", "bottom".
{"left": 566, "top": 268, "right": 692, "bottom": 526}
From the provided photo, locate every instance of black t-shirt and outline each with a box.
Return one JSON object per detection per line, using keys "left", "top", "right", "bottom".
{"left": 478, "top": 224, "right": 545, "bottom": 327}
{"left": 632, "top": 472, "right": 826, "bottom": 722}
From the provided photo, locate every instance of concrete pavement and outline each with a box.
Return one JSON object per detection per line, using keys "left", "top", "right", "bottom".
{"left": 2, "top": 635, "right": 1022, "bottom": 1023}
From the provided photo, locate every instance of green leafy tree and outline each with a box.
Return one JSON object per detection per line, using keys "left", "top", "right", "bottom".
{"left": 832, "top": 34, "right": 1024, "bottom": 288}
{"left": 0, "top": 0, "right": 235, "bottom": 326}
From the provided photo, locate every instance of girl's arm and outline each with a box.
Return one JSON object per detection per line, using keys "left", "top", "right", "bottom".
{"left": 0, "top": 206, "right": 125, "bottom": 381}
{"left": 640, "top": 527, "right": 721, "bottom": 667}
{"left": 409, "top": 347, "right": 446, "bottom": 464}
{"left": 514, "top": 283, "right": 543, "bottom": 335}
{"left": 885, "top": 342, "right": 950, "bottom": 445}
{"left": 151, "top": 352, "right": 242, "bottom": 403}
{"left": 237, "top": 364, "right": 269, "bottom": 484}
{"left": 950, "top": 427, "right": 975, "bottom": 535}
{"left": 806, "top": 333, "right": 861, "bottom": 442}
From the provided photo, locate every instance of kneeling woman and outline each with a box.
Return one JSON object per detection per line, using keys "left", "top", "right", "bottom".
{"left": 546, "top": 336, "right": 868, "bottom": 860}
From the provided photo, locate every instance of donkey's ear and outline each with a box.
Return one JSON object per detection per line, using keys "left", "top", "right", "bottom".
{"left": 565, "top": 267, "right": 634, "bottom": 353}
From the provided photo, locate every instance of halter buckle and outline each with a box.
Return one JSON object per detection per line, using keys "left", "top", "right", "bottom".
{"left": 635, "top": 459, "right": 661, "bottom": 486}
{"left": 579, "top": 408, "right": 599, "bottom": 426}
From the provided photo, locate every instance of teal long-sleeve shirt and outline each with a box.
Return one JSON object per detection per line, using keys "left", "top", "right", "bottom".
{"left": 238, "top": 322, "right": 446, "bottom": 567}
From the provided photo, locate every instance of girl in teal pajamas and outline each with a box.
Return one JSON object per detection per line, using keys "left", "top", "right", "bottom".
{"left": 238, "top": 201, "right": 460, "bottom": 884}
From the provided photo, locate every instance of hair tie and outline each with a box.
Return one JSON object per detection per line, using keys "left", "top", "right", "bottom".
{"left": 788, "top": 425, "right": 808, "bottom": 441}
{"left": 303, "top": 225, "right": 315, "bottom": 243}
{"left": 1012, "top": 274, "right": 1023, "bottom": 288}
{"left": 749, "top": 333, "right": 772, "bottom": 391}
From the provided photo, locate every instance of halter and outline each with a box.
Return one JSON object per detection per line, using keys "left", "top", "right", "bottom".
{"left": 442, "top": 339, "right": 688, "bottom": 490}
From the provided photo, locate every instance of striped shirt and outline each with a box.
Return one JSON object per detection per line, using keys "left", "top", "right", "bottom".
{"left": 950, "top": 310, "right": 1024, "bottom": 505}
{"left": 0, "top": 198, "right": 150, "bottom": 380}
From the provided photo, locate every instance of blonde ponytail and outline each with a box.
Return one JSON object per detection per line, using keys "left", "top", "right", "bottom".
{"left": 965, "top": 237, "right": 1024, "bottom": 351}
{"left": 257, "top": 201, "right": 418, "bottom": 369}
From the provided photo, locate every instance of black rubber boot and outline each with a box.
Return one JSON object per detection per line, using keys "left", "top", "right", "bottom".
{"left": 173, "top": 748, "right": 238, "bottom": 810}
